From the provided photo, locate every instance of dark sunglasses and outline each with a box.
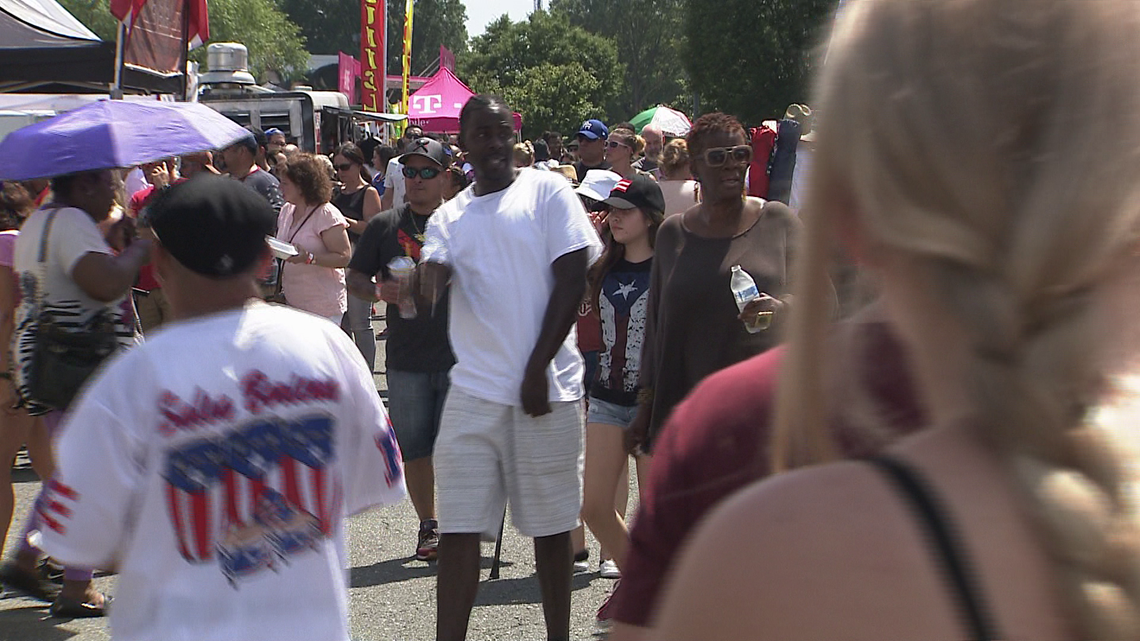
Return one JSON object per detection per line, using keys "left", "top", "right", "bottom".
{"left": 335, "top": 163, "right": 355, "bottom": 171}
{"left": 606, "top": 140, "right": 630, "bottom": 150}
{"left": 402, "top": 166, "right": 442, "bottom": 180}
{"left": 704, "top": 145, "right": 752, "bottom": 167}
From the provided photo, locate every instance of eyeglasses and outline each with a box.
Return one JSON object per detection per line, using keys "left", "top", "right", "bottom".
{"left": 606, "top": 140, "right": 630, "bottom": 150}
{"left": 335, "top": 163, "right": 355, "bottom": 171}
{"left": 402, "top": 166, "right": 442, "bottom": 180}
{"left": 703, "top": 145, "right": 752, "bottom": 167}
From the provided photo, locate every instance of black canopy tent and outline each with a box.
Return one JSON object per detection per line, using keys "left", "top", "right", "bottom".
{"left": 0, "top": 0, "right": 182, "bottom": 95}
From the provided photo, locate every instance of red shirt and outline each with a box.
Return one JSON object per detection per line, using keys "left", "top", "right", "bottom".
{"left": 128, "top": 186, "right": 161, "bottom": 291}
{"left": 576, "top": 297, "right": 602, "bottom": 353}
{"left": 610, "top": 321, "right": 926, "bottom": 626}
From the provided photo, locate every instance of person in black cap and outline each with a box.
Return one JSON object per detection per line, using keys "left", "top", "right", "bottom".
{"left": 581, "top": 174, "right": 664, "bottom": 621}
{"left": 36, "top": 174, "right": 406, "bottom": 641}
{"left": 347, "top": 137, "right": 454, "bottom": 562}
{"left": 222, "top": 127, "right": 285, "bottom": 217}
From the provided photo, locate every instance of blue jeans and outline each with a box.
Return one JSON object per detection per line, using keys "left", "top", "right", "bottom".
{"left": 387, "top": 369, "right": 449, "bottom": 461}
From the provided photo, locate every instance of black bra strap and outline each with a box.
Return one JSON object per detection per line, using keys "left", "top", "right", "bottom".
{"left": 870, "top": 456, "right": 999, "bottom": 641}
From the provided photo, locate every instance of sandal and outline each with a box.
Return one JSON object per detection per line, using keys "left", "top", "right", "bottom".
{"left": 50, "top": 592, "right": 112, "bottom": 618}
{"left": 0, "top": 561, "right": 60, "bottom": 602}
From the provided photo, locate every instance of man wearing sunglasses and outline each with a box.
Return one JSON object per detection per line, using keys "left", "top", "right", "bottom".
{"left": 346, "top": 137, "right": 455, "bottom": 564}
{"left": 574, "top": 119, "right": 613, "bottom": 183}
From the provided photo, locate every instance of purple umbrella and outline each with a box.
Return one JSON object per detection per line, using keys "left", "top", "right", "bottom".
{"left": 0, "top": 100, "right": 250, "bottom": 181}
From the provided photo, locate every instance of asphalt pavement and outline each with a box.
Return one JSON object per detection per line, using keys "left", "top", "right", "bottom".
{"left": 0, "top": 318, "right": 633, "bottom": 641}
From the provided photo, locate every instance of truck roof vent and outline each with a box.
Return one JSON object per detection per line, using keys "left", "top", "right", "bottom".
{"left": 200, "top": 43, "right": 256, "bottom": 85}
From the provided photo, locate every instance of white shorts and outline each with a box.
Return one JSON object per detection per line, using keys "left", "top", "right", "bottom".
{"left": 434, "top": 387, "right": 584, "bottom": 538}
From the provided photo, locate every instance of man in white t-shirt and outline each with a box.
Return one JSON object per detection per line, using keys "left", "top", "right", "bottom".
{"left": 419, "top": 95, "right": 602, "bottom": 641}
{"left": 38, "top": 175, "right": 406, "bottom": 641}
{"left": 381, "top": 125, "right": 425, "bottom": 210}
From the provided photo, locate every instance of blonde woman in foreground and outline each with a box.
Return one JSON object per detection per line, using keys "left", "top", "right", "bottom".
{"left": 652, "top": 0, "right": 1140, "bottom": 639}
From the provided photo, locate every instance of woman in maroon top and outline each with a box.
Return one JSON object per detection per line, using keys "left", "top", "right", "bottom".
{"left": 656, "top": 1, "right": 1140, "bottom": 639}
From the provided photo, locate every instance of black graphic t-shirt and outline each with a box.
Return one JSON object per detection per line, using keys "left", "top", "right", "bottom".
{"left": 591, "top": 257, "right": 652, "bottom": 406}
{"left": 349, "top": 204, "right": 454, "bottom": 372}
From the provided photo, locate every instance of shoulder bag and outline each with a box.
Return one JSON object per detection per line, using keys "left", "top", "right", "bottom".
{"left": 27, "top": 208, "right": 121, "bottom": 411}
{"left": 265, "top": 204, "right": 319, "bottom": 306}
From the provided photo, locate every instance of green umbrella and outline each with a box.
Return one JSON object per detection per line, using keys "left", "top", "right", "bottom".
{"left": 628, "top": 105, "right": 692, "bottom": 137}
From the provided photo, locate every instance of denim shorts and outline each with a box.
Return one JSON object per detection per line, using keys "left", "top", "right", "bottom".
{"left": 387, "top": 369, "right": 450, "bottom": 461}
{"left": 586, "top": 396, "right": 638, "bottom": 430}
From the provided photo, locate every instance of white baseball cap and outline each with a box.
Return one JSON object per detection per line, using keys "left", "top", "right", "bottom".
{"left": 575, "top": 169, "right": 623, "bottom": 203}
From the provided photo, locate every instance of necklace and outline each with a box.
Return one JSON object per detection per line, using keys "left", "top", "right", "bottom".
{"left": 409, "top": 209, "right": 426, "bottom": 241}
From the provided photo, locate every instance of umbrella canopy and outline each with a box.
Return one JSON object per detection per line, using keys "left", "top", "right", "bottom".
{"left": 629, "top": 105, "right": 692, "bottom": 137}
{"left": 0, "top": 99, "right": 251, "bottom": 181}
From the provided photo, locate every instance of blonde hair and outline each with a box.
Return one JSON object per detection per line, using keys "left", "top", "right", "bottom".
{"left": 659, "top": 139, "right": 691, "bottom": 179}
{"left": 773, "top": 0, "right": 1140, "bottom": 637}
{"left": 610, "top": 127, "right": 645, "bottom": 156}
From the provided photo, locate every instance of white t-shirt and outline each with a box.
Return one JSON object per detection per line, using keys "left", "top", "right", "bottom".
{"left": 124, "top": 167, "right": 150, "bottom": 201}
{"left": 13, "top": 205, "right": 139, "bottom": 413}
{"left": 39, "top": 302, "right": 406, "bottom": 641}
{"left": 421, "top": 168, "right": 603, "bottom": 406}
{"left": 383, "top": 157, "right": 406, "bottom": 206}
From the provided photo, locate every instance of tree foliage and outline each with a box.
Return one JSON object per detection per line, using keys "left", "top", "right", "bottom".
{"left": 386, "top": 0, "right": 469, "bottom": 79}
{"left": 279, "top": 0, "right": 358, "bottom": 56}
{"left": 683, "top": 0, "right": 836, "bottom": 124}
{"left": 57, "top": 0, "right": 310, "bottom": 84}
{"left": 549, "top": 0, "right": 687, "bottom": 121}
{"left": 458, "top": 11, "right": 622, "bottom": 140}
{"left": 56, "top": 0, "right": 117, "bottom": 39}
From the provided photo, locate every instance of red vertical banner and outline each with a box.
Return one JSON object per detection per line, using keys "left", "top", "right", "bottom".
{"left": 360, "top": 0, "right": 387, "bottom": 112}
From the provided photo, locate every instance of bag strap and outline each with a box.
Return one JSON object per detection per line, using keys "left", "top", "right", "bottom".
{"left": 35, "top": 206, "right": 63, "bottom": 314}
{"left": 286, "top": 204, "right": 320, "bottom": 244}
{"left": 275, "top": 204, "right": 319, "bottom": 298}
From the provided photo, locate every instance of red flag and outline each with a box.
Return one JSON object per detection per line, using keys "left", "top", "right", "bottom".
{"left": 439, "top": 45, "right": 455, "bottom": 71}
{"left": 187, "top": 0, "right": 209, "bottom": 50}
{"left": 110, "top": 0, "right": 148, "bottom": 30}
{"left": 338, "top": 52, "right": 360, "bottom": 104}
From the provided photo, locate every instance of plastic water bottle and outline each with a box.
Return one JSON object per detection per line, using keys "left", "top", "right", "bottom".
{"left": 731, "top": 265, "right": 771, "bottom": 333}
{"left": 386, "top": 256, "right": 417, "bottom": 319}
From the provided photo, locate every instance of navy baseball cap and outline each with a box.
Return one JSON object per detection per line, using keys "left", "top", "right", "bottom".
{"left": 577, "top": 119, "right": 609, "bottom": 140}
{"left": 264, "top": 128, "right": 284, "bottom": 137}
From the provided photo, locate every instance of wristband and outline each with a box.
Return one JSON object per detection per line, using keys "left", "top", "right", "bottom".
{"left": 305, "top": 252, "right": 316, "bottom": 265}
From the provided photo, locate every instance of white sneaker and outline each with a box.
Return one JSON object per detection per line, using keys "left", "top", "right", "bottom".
{"left": 599, "top": 559, "right": 621, "bottom": 579}
{"left": 573, "top": 550, "right": 590, "bottom": 573}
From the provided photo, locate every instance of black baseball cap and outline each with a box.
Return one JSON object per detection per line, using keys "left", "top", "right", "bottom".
{"left": 147, "top": 174, "right": 276, "bottom": 278}
{"left": 399, "top": 137, "right": 451, "bottom": 167}
{"left": 603, "top": 175, "right": 666, "bottom": 220}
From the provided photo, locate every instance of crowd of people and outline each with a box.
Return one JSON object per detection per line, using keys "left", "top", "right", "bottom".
{"left": 5, "top": 0, "right": 1140, "bottom": 639}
